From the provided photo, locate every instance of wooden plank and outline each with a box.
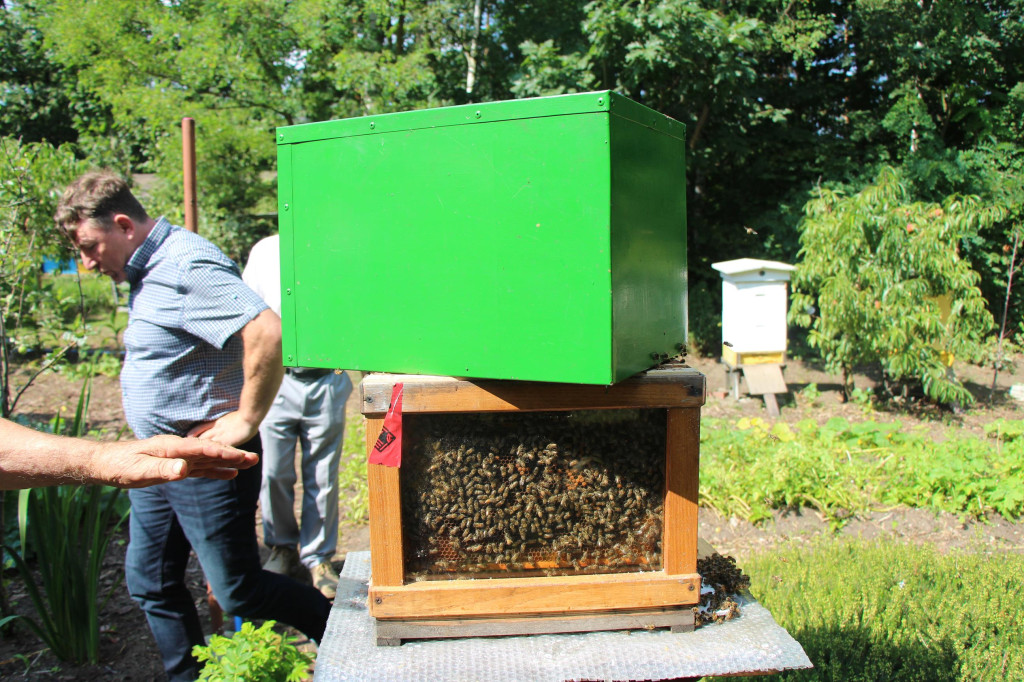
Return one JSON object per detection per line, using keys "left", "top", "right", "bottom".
{"left": 663, "top": 408, "right": 700, "bottom": 575}
{"left": 360, "top": 366, "right": 705, "bottom": 415}
{"left": 369, "top": 571, "right": 700, "bottom": 619}
{"left": 740, "top": 364, "right": 787, "bottom": 395}
{"left": 366, "top": 416, "right": 404, "bottom": 588}
{"left": 374, "top": 606, "right": 694, "bottom": 643}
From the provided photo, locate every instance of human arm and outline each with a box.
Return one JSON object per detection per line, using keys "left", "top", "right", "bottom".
{"left": 0, "top": 417, "right": 259, "bottom": 490}
{"left": 188, "top": 308, "right": 284, "bottom": 446}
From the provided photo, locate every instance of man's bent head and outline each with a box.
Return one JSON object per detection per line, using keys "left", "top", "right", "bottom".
{"left": 55, "top": 170, "right": 149, "bottom": 238}
{"left": 55, "top": 170, "right": 152, "bottom": 283}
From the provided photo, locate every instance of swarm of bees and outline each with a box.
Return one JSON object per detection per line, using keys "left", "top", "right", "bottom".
{"left": 693, "top": 552, "right": 751, "bottom": 626}
{"left": 400, "top": 409, "right": 666, "bottom": 579}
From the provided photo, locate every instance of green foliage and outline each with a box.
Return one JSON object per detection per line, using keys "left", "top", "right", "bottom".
{"left": 957, "top": 144, "right": 1024, "bottom": 349}
{"left": 790, "top": 167, "right": 1006, "bottom": 404}
{"left": 1, "top": 380, "right": 129, "bottom": 664}
{"left": 193, "top": 620, "right": 312, "bottom": 682}
{"left": 33, "top": 0, "right": 482, "bottom": 257}
{"left": 0, "top": 137, "right": 123, "bottom": 422}
{"left": 35, "top": 0, "right": 305, "bottom": 241}
{"left": 848, "top": 386, "right": 876, "bottom": 413}
{"left": 984, "top": 418, "right": 1024, "bottom": 442}
{"left": 4, "top": 0, "right": 1024, "bottom": 363}
{"left": 700, "top": 416, "right": 1024, "bottom": 527}
{"left": 17, "top": 275, "right": 122, "bottom": 367}
{"left": 797, "top": 383, "right": 821, "bottom": 406}
{"left": 0, "top": 137, "right": 87, "bottom": 416}
{"left": 511, "top": 38, "right": 589, "bottom": 98}
{"left": 46, "top": 275, "right": 119, "bottom": 324}
{"left": 685, "top": 278, "right": 720, "bottom": 357}
{"left": 55, "top": 352, "right": 123, "bottom": 381}
{"left": 0, "top": 4, "right": 106, "bottom": 148}
{"left": 739, "top": 539, "right": 1024, "bottom": 681}
{"left": 338, "top": 415, "right": 369, "bottom": 524}
{"left": 0, "top": 137, "right": 84, "bottom": 275}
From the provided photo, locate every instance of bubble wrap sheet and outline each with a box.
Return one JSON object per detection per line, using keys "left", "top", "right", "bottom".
{"left": 315, "top": 552, "right": 811, "bottom": 681}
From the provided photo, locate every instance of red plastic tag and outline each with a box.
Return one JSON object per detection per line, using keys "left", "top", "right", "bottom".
{"left": 369, "top": 382, "right": 403, "bottom": 467}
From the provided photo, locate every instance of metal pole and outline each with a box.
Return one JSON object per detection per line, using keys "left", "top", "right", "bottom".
{"left": 184, "top": 115, "right": 227, "bottom": 630}
{"left": 182, "top": 117, "right": 198, "bottom": 233}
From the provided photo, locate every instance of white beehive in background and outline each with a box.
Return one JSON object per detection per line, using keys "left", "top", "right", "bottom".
{"left": 712, "top": 258, "right": 795, "bottom": 366}
{"left": 711, "top": 259, "right": 795, "bottom": 411}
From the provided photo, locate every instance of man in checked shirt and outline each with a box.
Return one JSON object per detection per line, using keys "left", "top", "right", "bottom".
{"left": 55, "top": 170, "right": 330, "bottom": 681}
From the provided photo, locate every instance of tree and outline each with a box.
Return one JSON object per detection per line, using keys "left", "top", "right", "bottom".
{"left": 957, "top": 143, "right": 1024, "bottom": 389}
{"left": 6, "top": 0, "right": 1023, "bottom": 360}
{"left": 0, "top": 5, "right": 80, "bottom": 146}
{"left": 34, "top": 0, "right": 314, "bottom": 256}
{"left": 33, "top": 0, "right": 509, "bottom": 260}
{"left": 790, "top": 167, "right": 1007, "bottom": 405}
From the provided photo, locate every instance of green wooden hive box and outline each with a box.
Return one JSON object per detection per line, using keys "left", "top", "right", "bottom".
{"left": 276, "top": 90, "right": 687, "bottom": 385}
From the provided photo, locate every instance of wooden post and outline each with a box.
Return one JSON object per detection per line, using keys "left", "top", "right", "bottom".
{"left": 366, "top": 417, "right": 405, "bottom": 588}
{"left": 182, "top": 117, "right": 198, "bottom": 233}
{"left": 663, "top": 408, "right": 700, "bottom": 575}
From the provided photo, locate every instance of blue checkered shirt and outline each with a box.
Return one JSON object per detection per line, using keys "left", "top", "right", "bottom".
{"left": 120, "top": 218, "right": 268, "bottom": 438}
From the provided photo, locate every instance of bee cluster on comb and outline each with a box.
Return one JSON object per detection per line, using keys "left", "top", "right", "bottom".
{"left": 400, "top": 409, "right": 666, "bottom": 579}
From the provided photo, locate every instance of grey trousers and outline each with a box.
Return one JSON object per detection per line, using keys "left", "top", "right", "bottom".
{"left": 259, "top": 370, "right": 353, "bottom": 568}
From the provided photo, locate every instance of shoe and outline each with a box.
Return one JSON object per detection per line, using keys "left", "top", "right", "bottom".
{"left": 312, "top": 561, "right": 339, "bottom": 599}
{"left": 264, "top": 545, "right": 301, "bottom": 577}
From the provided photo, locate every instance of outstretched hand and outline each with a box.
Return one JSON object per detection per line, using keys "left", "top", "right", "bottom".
{"left": 96, "top": 435, "right": 259, "bottom": 488}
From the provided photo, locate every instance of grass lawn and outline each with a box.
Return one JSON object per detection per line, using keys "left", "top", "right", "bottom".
{"left": 735, "top": 538, "right": 1023, "bottom": 681}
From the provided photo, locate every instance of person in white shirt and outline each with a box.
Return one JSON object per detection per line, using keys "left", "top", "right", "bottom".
{"left": 242, "top": 234, "right": 352, "bottom": 598}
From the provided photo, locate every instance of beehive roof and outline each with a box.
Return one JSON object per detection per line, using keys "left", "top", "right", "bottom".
{"left": 711, "top": 258, "right": 795, "bottom": 276}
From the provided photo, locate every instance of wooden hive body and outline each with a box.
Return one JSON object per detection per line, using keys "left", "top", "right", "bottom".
{"left": 361, "top": 366, "right": 705, "bottom": 644}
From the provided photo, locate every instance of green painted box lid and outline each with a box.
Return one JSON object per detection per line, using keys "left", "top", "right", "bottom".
{"left": 276, "top": 90, "right": 687, "bottom": 385}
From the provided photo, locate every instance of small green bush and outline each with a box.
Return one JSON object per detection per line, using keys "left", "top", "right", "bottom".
{"left": 738, "top": 539, "right": 1024, "bottom": 681}
{"left": 56, "top": 352, "right": 123, "bottom": 381}
{"left": 797, "top": 383, "right": 821, "bottom": 405}
{"left": 46, "top": 274, "right": 119, "bottom": 324}
{"left": 790, "top": 167, "right": 1007, "bottom": 405}
{"left": 193, "top": 620, "right": 312, "bottom": 682}
{"left": 985, "top": 418, "right": 1024, "bottom": 442}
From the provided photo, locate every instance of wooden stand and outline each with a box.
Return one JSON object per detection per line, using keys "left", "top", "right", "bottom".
{"left": 362, "top": 365, "right": 705, "bottom": 645}
{"left": 723, "top": 354, "right": 788, "bottom": 417}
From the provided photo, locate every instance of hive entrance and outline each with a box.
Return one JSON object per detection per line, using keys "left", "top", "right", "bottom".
{"left": 401, "top": 409, "right": 666, "bottom": 580}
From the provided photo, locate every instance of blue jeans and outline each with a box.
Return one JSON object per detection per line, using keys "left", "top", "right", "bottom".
{"left": 125, "top": 436, "right": 331, "bottom": 681}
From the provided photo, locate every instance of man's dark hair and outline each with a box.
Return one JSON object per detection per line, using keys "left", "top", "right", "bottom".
{"left": 54, "top": 169, "right": 149, "bottom": 239}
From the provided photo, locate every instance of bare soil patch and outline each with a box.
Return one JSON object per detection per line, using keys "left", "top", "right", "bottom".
{"left": 1, "top": 355, "right": 1021, "bottom": 680}
{"left": 699, "top": 507, "right": 1024, "bottom": 562}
